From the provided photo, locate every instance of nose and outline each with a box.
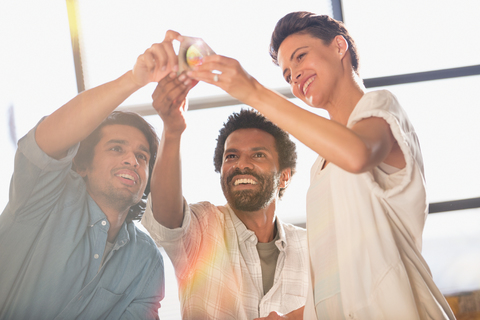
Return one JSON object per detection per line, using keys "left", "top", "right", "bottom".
{"left": 123, "top": 151, "right": 139, "bottom": 167}
{"left": 235, "top": 155, "right": 253, "bottom": 170}
{"left": 292, "top": 69, "right": 303, "bottom": 84}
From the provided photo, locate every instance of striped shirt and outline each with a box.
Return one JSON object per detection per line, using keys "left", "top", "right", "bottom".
{"left": 142, "top": 197, "right": 308, "bottom": 319}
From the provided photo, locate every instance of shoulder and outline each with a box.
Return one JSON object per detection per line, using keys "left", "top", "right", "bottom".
{"left": 190, "top": 201, "right": 221, "bottom": 213}
{"left": 189, "top": 201, "right": 226, "bottom": 221}
{"left": 348, "top": 89, "right": 410, "bottom": 130}
{"left": 355, "top": 90, "right": 400, "bottom": 114}
{"left": 129, "top": 222, "right": 163, "bottom": 259}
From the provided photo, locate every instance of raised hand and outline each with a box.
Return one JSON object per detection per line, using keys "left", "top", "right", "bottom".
{"left": 186, "top": 55, "right": 261, "bottom": 105}
{"left": 131, "top": 30, "right": 181, "bottom": 87}
{"left": 151, "top": 72, "right": 197, "bottom": 136}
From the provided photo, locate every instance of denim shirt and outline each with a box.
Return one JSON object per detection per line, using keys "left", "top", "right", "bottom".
{"left": 0, "top": 125, "right": 165, "bottom": 320}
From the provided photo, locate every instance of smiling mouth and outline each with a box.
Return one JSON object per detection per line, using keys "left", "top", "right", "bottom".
{"left": 233, "top": 178, "right": 257, "bottom": 186}
{"left": 115, "top": 173, "right": 136, "bottom": 183}
{"left": 302, "top": 76, "right": 316, "bottom": 95}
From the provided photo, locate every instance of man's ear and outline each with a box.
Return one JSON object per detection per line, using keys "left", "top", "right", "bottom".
{"left": 279, "top": 168, "right": 292, "bottom": 189}
{"left": 72, "top": 159, "right": 87, "bottom": 178}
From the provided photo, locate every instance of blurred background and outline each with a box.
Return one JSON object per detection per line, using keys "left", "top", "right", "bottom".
{"left": 1, "top": 0, "right": 479, "bottom": 318}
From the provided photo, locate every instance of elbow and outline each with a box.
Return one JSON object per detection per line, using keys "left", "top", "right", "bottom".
{"left": 343, "top": 149, "right": 372, "bottom": 174}
{"left": 152, "top": 204, "right": 185, "bottom": 229}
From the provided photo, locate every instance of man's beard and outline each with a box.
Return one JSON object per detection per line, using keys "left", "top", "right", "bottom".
{"left": 85, "top": 175, "right": 144, "bottom": 213}
{"left": 221, "top": 168, "right": 280, "bottom": 212}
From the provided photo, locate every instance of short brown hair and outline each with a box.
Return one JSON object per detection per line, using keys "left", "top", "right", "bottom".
{"left": 270, "top": 11, "right": 360, "bottom": 75}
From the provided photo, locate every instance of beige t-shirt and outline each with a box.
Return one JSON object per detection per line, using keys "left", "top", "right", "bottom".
{"left": 256, "top": 231, "right": 280, "bottom": 295}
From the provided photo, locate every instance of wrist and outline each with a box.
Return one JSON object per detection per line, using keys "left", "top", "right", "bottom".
{"left": 245, "top": 80, "right": 275, "bottom": 108}
{"left": 162, "top": 128, "right": 184, "bottom": 142}
{"left": 124, "top": 70, "right": 146, "bottom": 91}
{"left": 243, "top": 78, "right": 265, "bottom": 106}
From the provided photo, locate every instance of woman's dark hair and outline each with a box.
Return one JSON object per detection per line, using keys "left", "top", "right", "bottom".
{"left": 270, "top": 11, "right": 360, "bottom": 75}
{"left": 214, "top": 109, "right": 297, "bottom": 198}
{"left": 73, "top": 111, "right": 159, "bottom": 223}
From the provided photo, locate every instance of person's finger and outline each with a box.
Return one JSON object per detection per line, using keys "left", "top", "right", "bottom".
{"left": 152, "top": 72, "right": 176, "bottom": 101}
{"left": 148, "top": 43, "right": 171, "bottom": 73}
{"left": 187, "top": 55, "right": 238, "bottom": 85}
{"left": 164, "top": 29, "right": 181, "bottom": 42}
{"left": 165, "top": 74, "right": 191, "bottom": 107}
{"left": 152, "top": 74, "right": 190, "bottom": 112}
{"left": 162, "top": 30, "right": 181, "bottom": 71}
{"left": 186, "top": 69, "right": 220, "bottom": 85}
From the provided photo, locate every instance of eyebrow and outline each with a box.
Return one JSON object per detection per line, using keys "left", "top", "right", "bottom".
{"left": 105, "top": 139, "right": 151, "bottom": 156}
{"left": 224, "top": 146, "right": 271, "bottom": 154}
{"left": 283, "top": 46, "right": 309, "bottom": 77}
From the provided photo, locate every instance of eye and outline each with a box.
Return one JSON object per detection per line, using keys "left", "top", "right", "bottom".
{"left": 110, "top": 146, "right": 122, "bottom": 152}
{"left": 253, "top": 152, "right": 266, "bottom": 158}
{"left": 297, "top": 52, "right": 306, "bottom": 61}
{"left": 136, "top": 153, "right": 148, "bottom": 162}
{"left": 225, "top": 154, "right": 237, "bottom": 160}
{"left": 285, "top": 74, "right": 292, "bottom": 84}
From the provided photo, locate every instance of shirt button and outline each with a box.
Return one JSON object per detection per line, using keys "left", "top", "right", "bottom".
{"left": 101, "top": 221, "right": 107, "bottom": 226}
{"left": 94, "top": 254, "right": 99, "bottom": 259}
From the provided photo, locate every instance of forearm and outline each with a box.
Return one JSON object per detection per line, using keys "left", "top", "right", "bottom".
{"left": 36, "top": 71, "right": 142, "bottom": 159}
{"left": 248, "top": 85, "right": 390, "bottom": 173}
{"left": 150, "top": 129, "right": 184, "bottom": 228}
{"left": 285, "top": 306, "right": 304, "bottom": 320}
{"left": 255, "top": 306, "right": 305, "bottom": 320}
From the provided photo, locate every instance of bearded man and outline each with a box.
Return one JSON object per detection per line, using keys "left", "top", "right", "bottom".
{"left": 141, "top": 74, "right": 308, "bottom": 320}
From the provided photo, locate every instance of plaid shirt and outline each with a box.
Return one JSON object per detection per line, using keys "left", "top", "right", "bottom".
{"left": 142, "top": 197, "right": 308, "bottom": 320}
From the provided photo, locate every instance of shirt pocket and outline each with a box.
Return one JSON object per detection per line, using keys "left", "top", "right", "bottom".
{"left": 79, "top": 287, "right": 125, "bottom": 320}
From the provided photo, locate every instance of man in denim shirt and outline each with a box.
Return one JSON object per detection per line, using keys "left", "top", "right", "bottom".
{"left": 0, "top": 31, "right": 189, "bottom": 319}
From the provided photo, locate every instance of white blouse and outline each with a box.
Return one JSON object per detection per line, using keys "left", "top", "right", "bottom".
{"left": 303, "top": 90, "right": 455, "bottom": 320}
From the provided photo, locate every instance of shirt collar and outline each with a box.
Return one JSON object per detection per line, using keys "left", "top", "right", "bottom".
{"left": 86, "top": 194, "right": 130, "bottom": 247}
{"left": 224, "top": 204, "right": 287, "bottom": 250}
{"left": 87, "top": 194, "right": 108, "bottom": 226}
{"left": 114, "top": 222, "right": 130, "bottom": 248}
{"left": 274, "top": 217, "right": 287, "bottom": 251}
{"left": 225, "top": 204, "right": 256, "bottom": 244}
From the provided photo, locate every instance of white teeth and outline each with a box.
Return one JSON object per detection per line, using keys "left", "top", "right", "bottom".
{"left": 303, "top": 76, "right": 315, "bottom": 95}
{"left": 117, "top": 173, "right": 135, "bottom": 181}
{"left": 234, "top": 178, "right": 257, "bottom": 186}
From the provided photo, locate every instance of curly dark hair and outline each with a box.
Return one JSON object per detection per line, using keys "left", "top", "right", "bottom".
{"left": 214, "top": 109, "right": 297, "bottom": 198}
{"left": 270, "top": 11, "right": 360, "bottom": 75}
{"left": 73, "top": 111, "right": 159, "bottom": 223}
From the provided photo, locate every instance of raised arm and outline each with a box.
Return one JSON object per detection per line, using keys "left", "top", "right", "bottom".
{"left": 188, "top": 56, "right": 403, "bottom": 173}
{"left": 35, "top": 30, "right": 181, "bottom": 160}
{"left": 149, "top": 72, "right": 196, "bottom": 228}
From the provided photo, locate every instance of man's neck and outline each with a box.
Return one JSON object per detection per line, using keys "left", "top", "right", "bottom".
{"left": 102, "top": 208, "right": 129, "bottom": 242}
{"left": 88, "top": 192, "right": 130, "bottom": 243}
{"left": 232, "top": 202, "right": 277, "bottom": 243}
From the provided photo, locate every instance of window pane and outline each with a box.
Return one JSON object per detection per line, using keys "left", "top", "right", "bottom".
{"left": 423, "top": 208, "right": 480, "bottom": 294}
{"left": 342, "top": 0, "right": 480, "bottom": 78}
{"left": 77, "top": 0, "right": 333, "bottom": 106}
{"left": 0, "top": 0, "right": 77, "bottom": 211}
